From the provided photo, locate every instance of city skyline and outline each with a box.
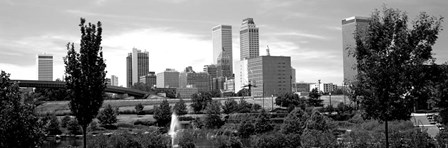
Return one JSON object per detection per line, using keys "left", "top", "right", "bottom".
{"left": 1, "top": 0, "right": 448, "bottom": 87}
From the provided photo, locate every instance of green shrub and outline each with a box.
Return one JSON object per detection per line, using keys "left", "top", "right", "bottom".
{"left": 213, "top": 135, "right": 242, "bottom": 148}
{"left": 135, "top": 103, "right": 144, "bottom": 115}
{"left": 45, "top": 114, "right": 62, "bottom": 135}
{"left": 436, "top": 129, "right": 448, "bottom": 148}
{"left": 178, "top": 116, "right": 195, "bottom": 121}
{"left": 252, "top": 132, "right": 300, "bottom": 148}
{"left": 301, "top": 129, "right": 337, "bottom": 148}
{"left": 97, "top": 104, "right": 118, "bottom": 126}
{"left": 223, "top": 98, "right": 238, "bottom": 114}
{"left": 61, "top": 115, "right": 72, "bottom": 128}
{"left": 67, "top": 118, "right": 82, "bottom": 135}
{"left": 237, "top": 118, "right": 255, "bottom": 138}
{"left": 134, "top": 120, "right": 156, "bottom": 126}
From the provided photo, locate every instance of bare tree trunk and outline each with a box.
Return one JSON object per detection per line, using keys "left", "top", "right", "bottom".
{"left": 385, "top": 120, "right": 389, "bottom": 148}
{"left": 82, "top": 124, "right": 87, "bottom": 148}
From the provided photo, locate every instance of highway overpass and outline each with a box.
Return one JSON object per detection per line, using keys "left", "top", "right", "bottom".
{"left": 12, "top": 79, "right": 149, "bottom": 98}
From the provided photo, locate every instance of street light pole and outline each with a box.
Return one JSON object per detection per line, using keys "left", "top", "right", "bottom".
{"left": 329, "top": 92, "right": 332, "bottom": 107}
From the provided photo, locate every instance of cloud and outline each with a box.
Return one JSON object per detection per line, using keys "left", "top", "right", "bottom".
{"left": 269, "top": 32, "right": 329, "bottom": 40}
{"left": 101, "top": 27, "right": 212, "bottom": 86}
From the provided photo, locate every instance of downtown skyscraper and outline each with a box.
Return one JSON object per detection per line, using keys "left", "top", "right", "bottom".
{"left": 212, "top": 25, "right": 233, "bottom": 78}
{"left": 37, "top": 54, "right": 53, "bottom": 81}
{"left": 342, "top": 16, "right": 370, "bottom": 84}
{"left": 126, "top": 48, "right": 149, "bottom": 87}
{"left": 240, "top": 18, "right": 259, "bottom": 60}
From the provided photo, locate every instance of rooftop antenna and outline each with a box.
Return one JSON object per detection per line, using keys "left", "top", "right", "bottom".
{"left": 266, "top": 45, "right": 270, "bottom": 56}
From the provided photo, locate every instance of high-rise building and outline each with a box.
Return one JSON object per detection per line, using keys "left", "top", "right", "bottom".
{"left": 342, "top": 16, "right": 370, "bottom": 84}
{"left": 126, "top": 48, "right": 149, "bottom": 87}
{"left": 37, "top": 54, "right": 53, "bottom": 81}
{"left": 213, "top": 25, "right": 233, "bottom": 78}
{"left": 234, "top": 59, "right": 248, "bottom": 93}
{"left": 139, "top": 72, "right": 156, "bottom": 87}
{"left": 248, "top": 56, "right": 292, "bottom": 97}
{"left": 156, "top": 68, "right": 179, "bottom": 88}
{"left": 111, "top": 75, "right": 118, "bottom": 86}
{"left": 240, "top": 18, "right": 259, "bottom": 60}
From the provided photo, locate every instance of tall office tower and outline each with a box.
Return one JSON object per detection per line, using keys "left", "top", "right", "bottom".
{"left": 342, "top": 16, "right": 370, "bottom": 84}
{"left": 126, "top": 48, "right": 149, "bottom": 87}
{"left": 212, "top": 25, "right": 233, "bottom": 78}
{"left": 240, "top": 18, "right": 259, "bottom": 60}
{"left": 37, "top": 54, "right": 53, "bottom": 81}
{"left": 111, "top": 75, "right": 119, "bottom": 86}
{"left": 156, "top": 68, "right": 180, "bottom": 88}
{"left": 248, "top": 56, "right": 292, "bottom": 97}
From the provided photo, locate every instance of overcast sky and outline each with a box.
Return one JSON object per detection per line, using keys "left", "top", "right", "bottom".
{"left": 1, "top": 0, "right": 447, "bottom": 87}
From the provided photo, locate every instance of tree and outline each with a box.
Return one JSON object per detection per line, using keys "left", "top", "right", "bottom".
{"left": 237, "top": 98, "right": 252, "bottom": 113}
{"left": 173, "top": 98, "right": 188, "bottom": 116}
{"left": 67, "top": 118, "right": 82, "bottom": 135}
{"left": 154, "top": 99, "right": 171, "bottom": 127}
{"left": 254, "top": 109, "right": 273, "bottom": 134}
{"left": 237, "top": 88, "right": 250, "bottom": 96}
{"left": 223, "top": 98, "right": 238, "bottom": 114}
{"left": 307, "top": 88, "right": 323, "bottom": 107}
{"left": 204, "top": 100, "right": 224, "bottom": 129}
{"left": 238, "top": 118, "right": 255, "bottom": 138}
{"left": 275, "top": 92, "right": 306, "bottom": 109}
{"left": 190, "top": 92, "right": 212, "bottom": 113}
{"left": 135, "top": 103, "right": 144, "bottom": 115}
{"left": 305, "top": 111, "right": 332, "bottom": 132}
{"left": 131, "top": 82, "right": 152, "bottom": 92}
{"left": 301, "top": 129, "right": 337, "bottom": 148}
{"left": 352, "top": 6, "right": 443, "bottom": 147}
{"left": 97, "top": 104, "right": 118, "bottom": 127}
{"left": 61, "top": 115, "right": 71, "bottom": 128}
{"left": 281, "top": 108, "right": 308, "bottom": 135}
{"left": 0, "top": 71, "right": 45, "bottom": 147}
{"left": 46, "top": 114, "right": 62, "bottom": 135}
{"left": 64, "top": 18, "right": 107, "bottom": 148}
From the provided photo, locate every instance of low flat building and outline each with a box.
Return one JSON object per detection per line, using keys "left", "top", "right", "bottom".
{"left": 176, "top": 87, "right": 198, "bottom": 98}
{"left": 140, "top": 72, "right": 157, "bottom": 87}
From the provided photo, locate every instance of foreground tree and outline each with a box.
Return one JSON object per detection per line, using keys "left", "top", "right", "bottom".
{"left": 154, "top": 99, "right": 172, "bottom": 127}
{"left": 173, "top": 98, "right": 188, "bottom": 116}
{"left": 204, "top": 100, "right": 224, "bottom": 129}
{"left": 190, "top": 92, "right": 212, "bottom": 113}
{"left": 353, "top": 6, "right": 443, "bottom": 147}
{"left": 281, "top": 108, "right": 308, "bottom": 135}
{"left": 64, "top": 18, "right": 107, "bottom": 148}
{"left": 254, "top": 109, "right": 274, "bottom": 134}
{"left": 0, "top": 71, "right": 45, "bottom": 147}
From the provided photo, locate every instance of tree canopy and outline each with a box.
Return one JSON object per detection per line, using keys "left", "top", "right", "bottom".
{"left": 64, "top": 18, "right": 107, "bottom": 148}
{"left": 0, "top": 71, "right": 45, "bottom": 147}
{"left": 353, "top": 6, "right": 443, "bottom": 122}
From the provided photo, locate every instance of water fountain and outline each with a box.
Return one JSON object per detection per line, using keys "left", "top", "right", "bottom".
{"left": 168, "top": 113, "right": 180, "bottom": 148}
